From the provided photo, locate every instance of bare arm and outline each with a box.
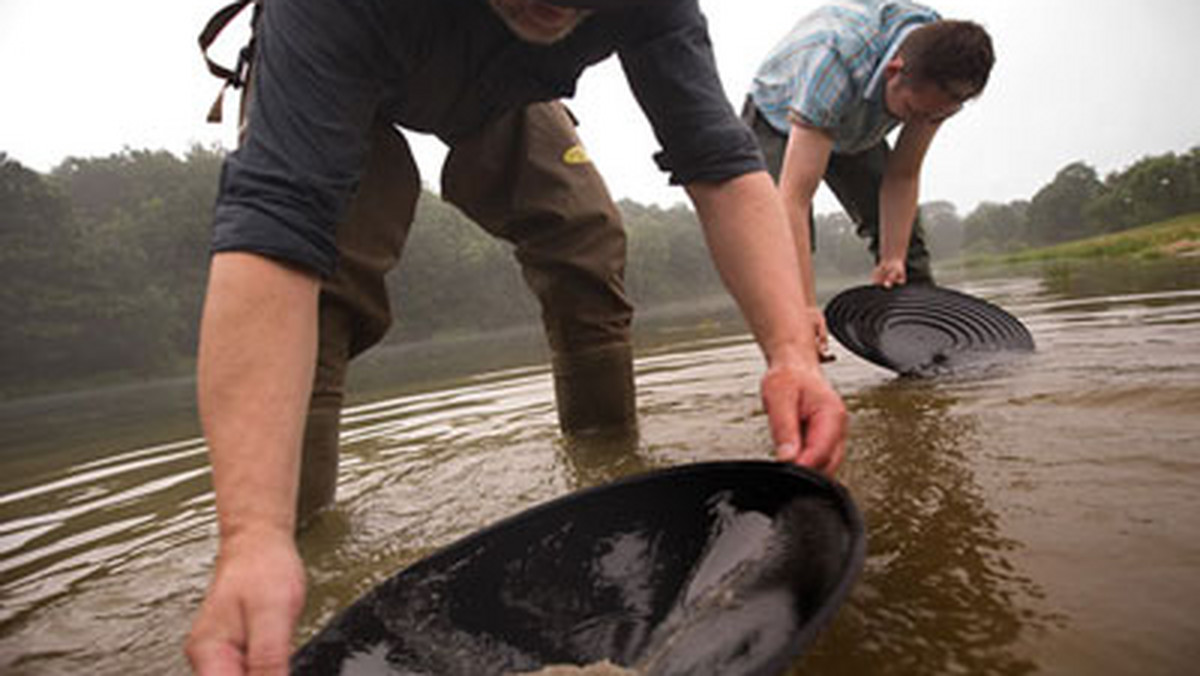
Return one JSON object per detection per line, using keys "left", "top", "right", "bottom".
{"left": 779, "top": 123, "right": 835, "bottom": 355}
{"left": 779, "top": 123, "right": 834, "bottom": 308}
{"left": 186, "top": 251, "right": 319, "bottom": 675}
{"left": 686, "top": 172, "right": 846, "bottom": 473}
{"left": 199, "top": 252, "right": 317, "bottom": 537}
{"left": 876, "top": 119, "right": 941, "bottom": 286}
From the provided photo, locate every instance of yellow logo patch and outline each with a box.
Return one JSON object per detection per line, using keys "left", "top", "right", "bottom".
{"left": 562, "top": 144, "right": 591, "bottom": 165}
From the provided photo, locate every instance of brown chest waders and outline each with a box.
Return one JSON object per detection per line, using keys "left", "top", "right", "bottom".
{"left": 202, "top": 2, "right": 636, "bottom": 528}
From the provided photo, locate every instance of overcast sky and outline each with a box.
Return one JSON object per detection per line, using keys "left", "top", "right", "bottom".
{"left": 1, "top": 0, "right": 1197, "bottom": 215}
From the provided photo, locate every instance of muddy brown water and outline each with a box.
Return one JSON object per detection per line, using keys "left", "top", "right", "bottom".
{"left": 1, "top": 258, "right": 1198, "bottom": 675}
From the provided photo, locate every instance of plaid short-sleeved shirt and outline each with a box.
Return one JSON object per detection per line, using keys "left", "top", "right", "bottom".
{"left": 749, "top": 0, "right": 939, "bottom": 154}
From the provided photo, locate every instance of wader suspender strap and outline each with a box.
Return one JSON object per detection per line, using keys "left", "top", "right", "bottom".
{"left": 198, "top": 0, "right": 260, "bottom": 123}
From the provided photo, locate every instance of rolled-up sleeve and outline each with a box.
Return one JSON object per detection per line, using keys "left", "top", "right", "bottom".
{"left": 210, "top": 0, "right": 384, "bottom": 277}
{"left": 617, "top": 0, "right": 765, "bottom": 186}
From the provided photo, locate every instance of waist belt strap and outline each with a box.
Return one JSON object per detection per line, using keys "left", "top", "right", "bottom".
{"left": 198, "top": 0, "right": 259, "bottom": 123}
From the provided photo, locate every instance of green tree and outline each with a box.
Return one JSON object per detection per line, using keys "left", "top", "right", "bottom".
{"left": 0, "top": 153, "right": 84, "bottom": 388}
{"left": 49, "top": 148, "right": 222, "bottom": 373}
{"left": 814, "top": 211, "right": 872, "bottom": 280}
{"left": 622, "top": 199, "right": 722, "bottom": 305}
{"left": 1026, "top": 162, "right": 1104, "bottom": 245}
{"left": 1085, "top": 149, "right": 1200, "bottom": 233}
{"left": 963, "top": 200, "right": 1030, "bottom": 253}
{"left": 920, "top": 200, "right": 964, "bottom": 260}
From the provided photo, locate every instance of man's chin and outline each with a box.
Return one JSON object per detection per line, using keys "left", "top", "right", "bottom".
{"left": 512, "top": 23, "right": 578, "bottom": 45}
{"left": 490, "top": 0, "right": 590, "bottom": 45}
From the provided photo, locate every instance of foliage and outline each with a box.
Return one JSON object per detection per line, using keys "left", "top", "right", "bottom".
{"left": 0, "top": 153, "right": 81, "bottom": 384}
{"left": 961, "top": 146, "right": 1200, "bottom": 254}
{"left": 963, "top": 200, "right": 1030, "bottom": 252}
{"left": 620, "top": 199, "right": 725, "bottom": 304}
{"left": 808, "top": 200, "right": 967, "bottom": 282}
{"left": 3, "top": 140, "right": 1197, "bottom": 397}
{"left": 1026, "top": 161, "right": 1104, "bottom": 243}
{"left": 1084, "top": 149, "right": 1200, "bottom": 234}
{"left": 920, "top": 200, "right": 965, "bottom": 261}
{"left": 813, "top": 211, "right": 872, "bottom": 280}
{"left": 0, "top": 149, "right": 724, "bottom": 397}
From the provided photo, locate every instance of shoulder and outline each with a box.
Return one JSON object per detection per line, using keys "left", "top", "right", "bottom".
{"left": 880, "top": 0, "right": 942, "bottom": 25}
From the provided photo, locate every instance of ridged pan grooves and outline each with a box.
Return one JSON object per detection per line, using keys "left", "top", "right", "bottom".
{"left": 824, "top": 284, "right": 1035, "bottom": 376}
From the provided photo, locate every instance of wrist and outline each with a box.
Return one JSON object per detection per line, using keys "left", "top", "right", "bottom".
{"left": 762, "top": 338, "right": 824, "bottom": 372}
{"left": 218, "top": 518, "right": 296, "bottom": 552}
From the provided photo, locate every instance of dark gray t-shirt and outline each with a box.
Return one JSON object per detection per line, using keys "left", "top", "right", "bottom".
{"left": 213, "top": 0, "right": 764, "bottom": 275}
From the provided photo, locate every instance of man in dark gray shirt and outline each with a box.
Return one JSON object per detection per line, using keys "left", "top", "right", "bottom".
{"left": 187, "top": 2, "right": 846, "bottom": 672}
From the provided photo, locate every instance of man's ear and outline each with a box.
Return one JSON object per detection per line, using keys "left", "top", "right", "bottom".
{"left": 884, "top": 56, "right": 905, "bottom": 82}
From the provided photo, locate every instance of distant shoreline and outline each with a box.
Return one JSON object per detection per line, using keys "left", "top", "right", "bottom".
{"left": 962, "top": 212, "right": 1200, "bottom": 268}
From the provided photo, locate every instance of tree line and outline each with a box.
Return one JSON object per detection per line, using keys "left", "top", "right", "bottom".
{"left": 955, "top": 146, "right": 1200, "bottom": 255}
{"left": 0, "top": 147, "right": 731, "bottom": 398}
{"left": 2, "top": 143, "right": 1196, "bottom": 397}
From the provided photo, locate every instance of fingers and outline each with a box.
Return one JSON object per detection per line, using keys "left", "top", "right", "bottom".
{"left": 186, "top": 598, "right": 247, "bottom": 676}
{"left": 803, "top": 308, "right": 834, "bottom": 362}
{"left": 186, "top": 539, "right": 305, "bottom": 676}
{"left": 873, "top": 261, "right": 907, "bottom": 289}
{"left": 795, "top": 400, "right": 847, "bottom": 474}
{"left": 187, "top": 592, "right": 295, "bottom": 676}
{"left": 762, "top": 366, "right": 847, "bottom": 474}
{"left": 762, "top": 370, "right": 801, "bottom": 463}
{"left": 245, "top": 597, "right": 300, "bottom": 675}
{"left": 187, "top": 638, "right": 245, "bottom": 676}
{"left": 815, "top": 315, "right": 835, "bottom": 362}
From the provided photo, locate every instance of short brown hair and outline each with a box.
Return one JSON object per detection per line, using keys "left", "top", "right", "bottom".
{"left": 898, "top": 20, "right": 994, "bottom": 101}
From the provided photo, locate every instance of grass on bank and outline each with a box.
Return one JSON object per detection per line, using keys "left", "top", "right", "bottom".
{"left": 964, "top": 212, "right": 1200, "bottom": 267}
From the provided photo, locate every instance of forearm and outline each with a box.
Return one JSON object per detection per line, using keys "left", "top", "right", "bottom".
{"left": 878, "top": 170, "right": 919, "bottom": 264}
{"left": 197, "top": 252, "right": 321, "bottom": 541}
{"left": 686, "top": 171, "right": 818, "bottom": 368}
{"left": 779, "top": 185, "right": 819, "bottom": 308}
{"left": 778, "top": 122, "right": 832, "bottom": 309}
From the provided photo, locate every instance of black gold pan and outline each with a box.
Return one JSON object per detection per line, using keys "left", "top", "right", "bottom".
{"left": 824, "top": 283, "right": 1035, "bottom": 377}
{"left": 291, "top": 461, "right": 865, "bottom": 676}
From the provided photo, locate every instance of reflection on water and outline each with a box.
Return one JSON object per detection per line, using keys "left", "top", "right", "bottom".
{"left": 1038, "top": 256, "right": 1200, "bottom": 298}
{"left": 798, "top": 380, "right": 1054, "bottom": 676}
{"left": 2, "top": 257, "right": 1200, "bottom": 675}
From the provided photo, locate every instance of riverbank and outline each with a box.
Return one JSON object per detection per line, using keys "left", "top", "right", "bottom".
{"left": 965, "top": 212, "right": 1200, "bottom": 267}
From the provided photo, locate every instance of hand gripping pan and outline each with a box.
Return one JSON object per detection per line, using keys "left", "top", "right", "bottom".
{"left": 824, "top": 284, "right": 1035, "bottom": 377}
{"left": 291, "top": 461, "right": 865, "bottom": 676}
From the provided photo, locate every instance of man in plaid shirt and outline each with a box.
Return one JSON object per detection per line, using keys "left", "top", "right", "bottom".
{"left": 743, "top": 0, "right": 993, "bottom": 353}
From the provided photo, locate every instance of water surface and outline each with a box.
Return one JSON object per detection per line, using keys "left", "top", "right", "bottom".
{"left": 1, "top": 258, "right": 1198, "bottom": 675}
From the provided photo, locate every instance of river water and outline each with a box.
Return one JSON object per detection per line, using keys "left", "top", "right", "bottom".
{"left": 1, "top": 258, "right": 1199, "bottom": 675}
